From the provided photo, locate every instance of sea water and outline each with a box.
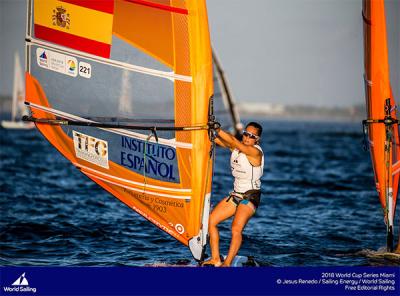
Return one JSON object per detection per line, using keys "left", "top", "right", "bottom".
{"left": 0, "top": 120, "right": 397, "bottom": 266}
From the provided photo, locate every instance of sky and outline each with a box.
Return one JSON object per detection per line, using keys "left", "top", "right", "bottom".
{"left": 0, "top": 0, "right": 26, "bottom": 101}
{"left": 207, "top": 0, "right": 365, "bottom": 108}
{"left": 0, "top": 0, "right": 398, "bottom": 108}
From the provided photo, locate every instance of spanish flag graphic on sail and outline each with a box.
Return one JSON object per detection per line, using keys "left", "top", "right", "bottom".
{"left": 34, "top": 0, "right": 114, "bottom": 58}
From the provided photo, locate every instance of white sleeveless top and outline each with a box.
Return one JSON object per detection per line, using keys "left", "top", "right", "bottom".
{"left": 230, "top": 144, "right": 264, "bottom": 193}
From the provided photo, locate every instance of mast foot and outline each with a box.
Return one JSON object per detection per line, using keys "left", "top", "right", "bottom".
{"left": 387, "top": 225, "right": 394, "bottom": 252}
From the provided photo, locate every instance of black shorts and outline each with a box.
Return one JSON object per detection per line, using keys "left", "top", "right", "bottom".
{"left": 226, "top": 189, "right": 261, "bottom": 209}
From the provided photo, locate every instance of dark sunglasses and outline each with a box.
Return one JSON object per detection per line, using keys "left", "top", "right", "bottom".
{"left": 242, "top": 130, "right": 259, "bottom": 140}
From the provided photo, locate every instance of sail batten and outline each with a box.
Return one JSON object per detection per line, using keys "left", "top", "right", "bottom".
{"left": 83, "top": 172, "right": 192, "bottom": 199}
{"left": 61, "top": 0, "right": 115, "bottom": 14}
{"left": 124, "top": 0, "right": 189, "bottom": 15}
{"left": 27, "top": 37, "right": 193, "bottom": 81}
{"left": 75, "top": 163, "right": 192, "bottom": 193}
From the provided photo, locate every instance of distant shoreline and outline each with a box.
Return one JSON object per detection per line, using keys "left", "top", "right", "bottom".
{"left": 238, "top": 102, "right": 365, "bottom": 123}
{"left": 0, "top": 96, "right": 365, "bottom": 123}
{"left": 240, "top": 113, "right": 363, "bottom": 124}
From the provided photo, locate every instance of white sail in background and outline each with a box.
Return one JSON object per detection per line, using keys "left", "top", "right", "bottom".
{"left": 118, "top": 69, "right": 133, "bottom": 115}
{"left": 1, "top": 52, "right": 34, "bottom": 129}
{"left": 12, "top": 51, "right": 25, "bottom": 120}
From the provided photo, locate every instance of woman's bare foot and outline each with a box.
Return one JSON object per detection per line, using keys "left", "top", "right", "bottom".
{"left": 221, "top": 262, "right": 231, "bottom": 267}
{"left": 201, "top": 259, "right": 222, "bottom": 267}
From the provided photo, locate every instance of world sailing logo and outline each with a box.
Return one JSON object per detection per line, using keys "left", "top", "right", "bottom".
{"left": 12, "top": 273, "right": 29, "bottom": 286}
{"left": 3, "top": 272, "right": 37, "bottom": 293}
{"left": 39, "top": 51, "right": 47, "bottom": 61}
{"left": 38, "top": 50, "right": 48, "bottom": 68}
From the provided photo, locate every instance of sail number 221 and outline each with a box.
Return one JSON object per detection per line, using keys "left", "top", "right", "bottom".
{"left": 79, "top": 62, "right": 92, "bottom": 79}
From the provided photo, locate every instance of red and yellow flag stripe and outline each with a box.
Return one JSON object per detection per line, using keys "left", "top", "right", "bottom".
{"left": 34, "top": 0, "right": 114, "bottom": 58}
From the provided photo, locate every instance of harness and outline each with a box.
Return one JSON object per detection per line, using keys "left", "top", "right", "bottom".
{"left": 226, "top": 189, "right": 261, "bottom": 209}
{"left": 226, "top": 191, "right": 245, "bottom": 206}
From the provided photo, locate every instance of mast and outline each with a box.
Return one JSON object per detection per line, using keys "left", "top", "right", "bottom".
{"left": 383, "top": 99, "right": 395, "bottom": 251}
{"left": 212, "top": 48, "right": 242, "bottom": 137}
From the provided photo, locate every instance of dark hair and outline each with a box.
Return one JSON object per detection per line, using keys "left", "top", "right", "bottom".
{"left": 246, "top": 122, "right": 263, "bottom": 137}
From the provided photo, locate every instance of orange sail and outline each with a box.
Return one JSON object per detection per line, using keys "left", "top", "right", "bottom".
{"left": 25, "top": 0, "right": 214, "bottom": 260}
{"left": 362, "top": 0, "right": 399, "bottom": 250}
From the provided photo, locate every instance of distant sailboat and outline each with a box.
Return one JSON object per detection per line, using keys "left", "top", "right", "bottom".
{"left": 118, "top": 69, "right": 133, "bottom": 115}
{"left": 1, "top": 52, "right": 34, "bottom": 129}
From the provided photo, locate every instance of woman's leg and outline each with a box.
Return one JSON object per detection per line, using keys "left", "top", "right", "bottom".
{"left": 222, "top": 202, "right": 255, "bottom": 266}
{"left": 202, "top": 197, "right": 237, "bottom": 265}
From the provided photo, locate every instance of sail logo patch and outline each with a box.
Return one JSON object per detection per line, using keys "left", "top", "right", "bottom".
{"left": 175, "top": 224, "right": 185, "bottom": 234}
{"left": 36, "top": 48, "right": 78, "bottom": 77}
{"left": 120, "top": 136, "right": 180, "bottom": 183}
{"left": 73, "top": 131, "right": 109, "bottom": 169}
{"left": 67, "top": 59, "right": 76, "bottom": 75}
{"left": 78, "top": 61, "right": 92, "bottom": 78}
{"left": 3, "top": 272, "right": 37, "bottom": 293}
{"left": 52, "top": 6, "right": 70, "bottom": 29}
{"left": 39, "top": 51, "right": 47, "bottom": 60}
{"left": 38, "top": 50, "right": 48, "bottom": 68}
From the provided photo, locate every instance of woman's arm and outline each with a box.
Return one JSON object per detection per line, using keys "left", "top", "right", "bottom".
{"left": 215, "top": 137, "right": 230, "bottom": 148}
{"left": 217, "top": 129, "right": 261, "bottom": 158}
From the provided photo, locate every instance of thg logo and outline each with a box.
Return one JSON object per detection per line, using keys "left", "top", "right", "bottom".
{"left": 73, "top": 131, "right": 109, "bottom": 169}
{"left": 74, "top": 132, "right": 108, "bottom": 157}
